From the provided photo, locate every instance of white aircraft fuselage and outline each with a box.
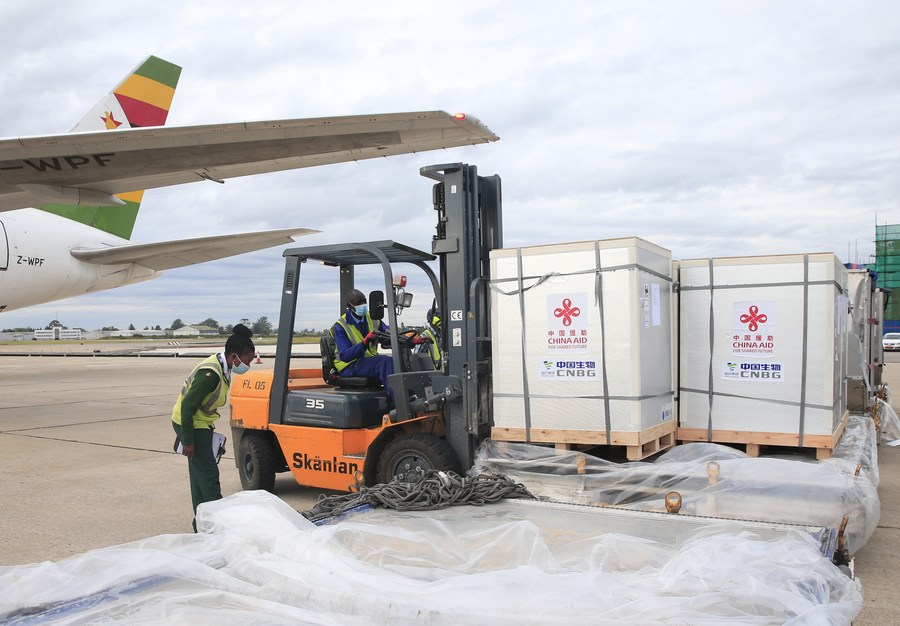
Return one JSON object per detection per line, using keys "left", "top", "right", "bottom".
{"left": 0, "top": 209, "right": 156, "bottom": 313}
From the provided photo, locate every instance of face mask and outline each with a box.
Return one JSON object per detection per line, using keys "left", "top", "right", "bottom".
{"left": 354, "top": 304, "right": 368, "bottom": 317}
{"left": 232, "top": 359, "right": 250, "bottom": 375}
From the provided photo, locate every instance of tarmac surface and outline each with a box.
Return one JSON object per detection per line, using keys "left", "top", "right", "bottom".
{"left": 0, "top": 340, "right": 898, "bottom": 623}
{"left": 0, "top": 342, "right": 329, "bottom": 566}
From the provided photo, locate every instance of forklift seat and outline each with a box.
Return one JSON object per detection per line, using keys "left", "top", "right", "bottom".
{"left": 320, "top": 335, "right": 382, "bottom": 389}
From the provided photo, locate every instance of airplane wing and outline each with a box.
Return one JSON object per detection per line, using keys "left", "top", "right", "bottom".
{"left": 69, "top": 227, "right": 318, "bottom": 271}
{"left": 0, "top": 111, "right": 498, "bottom": 212}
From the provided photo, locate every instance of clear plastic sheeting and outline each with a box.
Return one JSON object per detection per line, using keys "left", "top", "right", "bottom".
{"left": 472, "top": 415, "right": 880, "bottom": 555}
{"left": 877, "top": 395, "right": 900, "bottom": 444}
{"left": 829, "top": 412, "right": 879, "bottom": 487}
{"left": 0, "top": 491, "right": 862, "bottom": 625}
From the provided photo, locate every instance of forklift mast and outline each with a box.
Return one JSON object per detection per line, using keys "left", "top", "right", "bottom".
{"left": 263, "top": 164, "right": 501, "bottom": 478}
{"left": 421, "top": 163, "right": 502, "bottom": 470}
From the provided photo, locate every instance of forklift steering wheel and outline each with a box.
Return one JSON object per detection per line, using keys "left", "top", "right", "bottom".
{"left": 374, "top": 329, "right": 418, "bottom": 345}
{"left": 396, "top": 329, "right": 421, "bottom": 348}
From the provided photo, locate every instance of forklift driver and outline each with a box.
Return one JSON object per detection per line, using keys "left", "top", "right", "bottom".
{"left": 331, "top": 289, "right": 397, "bottom": 400}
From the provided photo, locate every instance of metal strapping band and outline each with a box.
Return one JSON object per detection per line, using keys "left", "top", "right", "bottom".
{"left": 799, "top": 255, "right": 809, "bottom": 447}
{"left": 516, "top": 248, "right": 532, "bottom": 443}
{"left": 598, "top": 262, "right": 673, "bottom": 283}
{"left": 679, "top": 387, "right": 832, "bottom": 412}
{"left": 860, "top": 335, "right": 873, "bottom": 393}
{"left": 489, "top": 272, "right": 555, "bottom": 296}
{"left": 595, "top": 242, "right": 613, "bottom": 445}
{"left": 490, "top": 262, "right": 673, "bottom": 291}
{"left": 680, "top": 279, "right": 842, "bottom": 292}
{"left": 707, "top": 259, "right": 715, "bottom": 442}
{"left": 494, "top": 391, "right": 675, "bottom": 401}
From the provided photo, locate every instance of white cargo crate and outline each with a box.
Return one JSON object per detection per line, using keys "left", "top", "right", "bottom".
{"left": 489, "top": 238, "right": 675, "bottom": 458}
{"left": 846, "top": 269, "right": 872, "bottom": 411}
{"left": 872, "top": 288, "right": 885, "bottom": 386}
{"left": 846, "top": 269, "right": 872, "bottom": 380}
{"left": 678, "top": 253, "right": 850, "bottom": 457}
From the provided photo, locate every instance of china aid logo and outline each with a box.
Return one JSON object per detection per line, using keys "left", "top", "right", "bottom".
{"left": 739, "top": 305, "right": 768, "bottom": 332}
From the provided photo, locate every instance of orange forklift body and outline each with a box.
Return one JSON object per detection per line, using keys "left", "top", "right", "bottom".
{"left": 231, "top": 367, "right": 441, "bottom": 491}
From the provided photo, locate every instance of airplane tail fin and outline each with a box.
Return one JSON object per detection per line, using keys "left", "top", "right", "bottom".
{"left": 39, "top": 55, "right": 182, "bottom": 239}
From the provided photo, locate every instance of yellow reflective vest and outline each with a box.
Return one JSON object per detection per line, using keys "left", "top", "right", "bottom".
{"left": 332, "top": 313, "right": 378, "bottom": 372}
{"left": 171, "top": 354, "right": 229, "bottom": 428}
{"left": 422, "top": 327, "right": 441, "bottom": 368}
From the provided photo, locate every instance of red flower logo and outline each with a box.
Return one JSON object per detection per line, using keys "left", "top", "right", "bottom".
{"left": 554, "top": 298, "right": 581, "bottom": 327}
{"left": 739, "top": 305, "right": 768, "bottom": 331}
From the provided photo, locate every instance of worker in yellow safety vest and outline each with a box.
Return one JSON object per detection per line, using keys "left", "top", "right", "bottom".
{"left": 171, "top": 323, "right": 255, "bottom": 531}
{"left": 331, "top": 289, "right": 397, "bottom": 399}
{"left": 415, "top": 306, "right": 442, "bottom": 369}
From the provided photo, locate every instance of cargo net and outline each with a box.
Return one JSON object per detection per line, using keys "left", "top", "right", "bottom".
{"left": 301, "top": 470, "right": 534, "bottom": 523}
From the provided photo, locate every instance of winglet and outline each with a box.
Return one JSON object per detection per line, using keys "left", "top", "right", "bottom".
{"left": 40, "top": 56, "right": 182, "bottom": 239}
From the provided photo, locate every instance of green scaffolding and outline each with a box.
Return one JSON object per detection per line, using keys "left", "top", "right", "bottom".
{"left": 876, "top": 225, "right": 900, "bottom": 324}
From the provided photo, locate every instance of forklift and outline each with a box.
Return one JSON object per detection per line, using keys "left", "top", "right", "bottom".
{"left": 229, "top": 163, "right": 502, "bottom": 491}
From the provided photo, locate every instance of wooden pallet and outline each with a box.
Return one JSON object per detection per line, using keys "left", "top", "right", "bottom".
{"left": 677, "top": 410, "right": 849, "bottom": 460}
{"left": 491, "top": 420, "right": 677, "bottom": 461}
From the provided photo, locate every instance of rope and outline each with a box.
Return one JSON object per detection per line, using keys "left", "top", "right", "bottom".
{"left": 301, "top": 470, "right": 535, "bottom": 522}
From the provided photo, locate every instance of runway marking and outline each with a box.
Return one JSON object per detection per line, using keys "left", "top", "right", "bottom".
{"left": 0, "top": 394, "right": 177, "bottom": 410}
{"left": 0, "top": 413, "right": 166, "bottom": 433}
{"left": 0, "top": 431, "right": 233, "bottom": 459}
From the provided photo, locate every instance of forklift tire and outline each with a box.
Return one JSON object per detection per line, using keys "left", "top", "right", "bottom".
{"left": 376, "top": 433, "right": 459, "bottom": 484}
{"left": 238, "top": 433, "right": 277, "bottom": 492}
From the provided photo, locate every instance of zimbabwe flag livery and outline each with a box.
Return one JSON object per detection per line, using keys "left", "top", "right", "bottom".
{"left": 39, "top": 56, "right": 181, "bottom": 238}
{"left": 113, "top": 55, "right": 180, "bottom": 128}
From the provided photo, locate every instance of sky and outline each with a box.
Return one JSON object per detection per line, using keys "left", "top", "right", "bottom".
{"left": 1, "top": 1, "right": 899, "bottom": 332}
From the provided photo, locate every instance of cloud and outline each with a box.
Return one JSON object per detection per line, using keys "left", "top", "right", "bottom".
{"left": 1, "top": 1, "right": 899, "bottom": 331}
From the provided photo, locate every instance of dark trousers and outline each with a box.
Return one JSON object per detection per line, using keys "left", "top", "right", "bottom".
{"left": 342, "top": 354, "right": 395, "bottom": 399}
{"left": 172, "top": 421, "right": 222, "bottom": 531}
